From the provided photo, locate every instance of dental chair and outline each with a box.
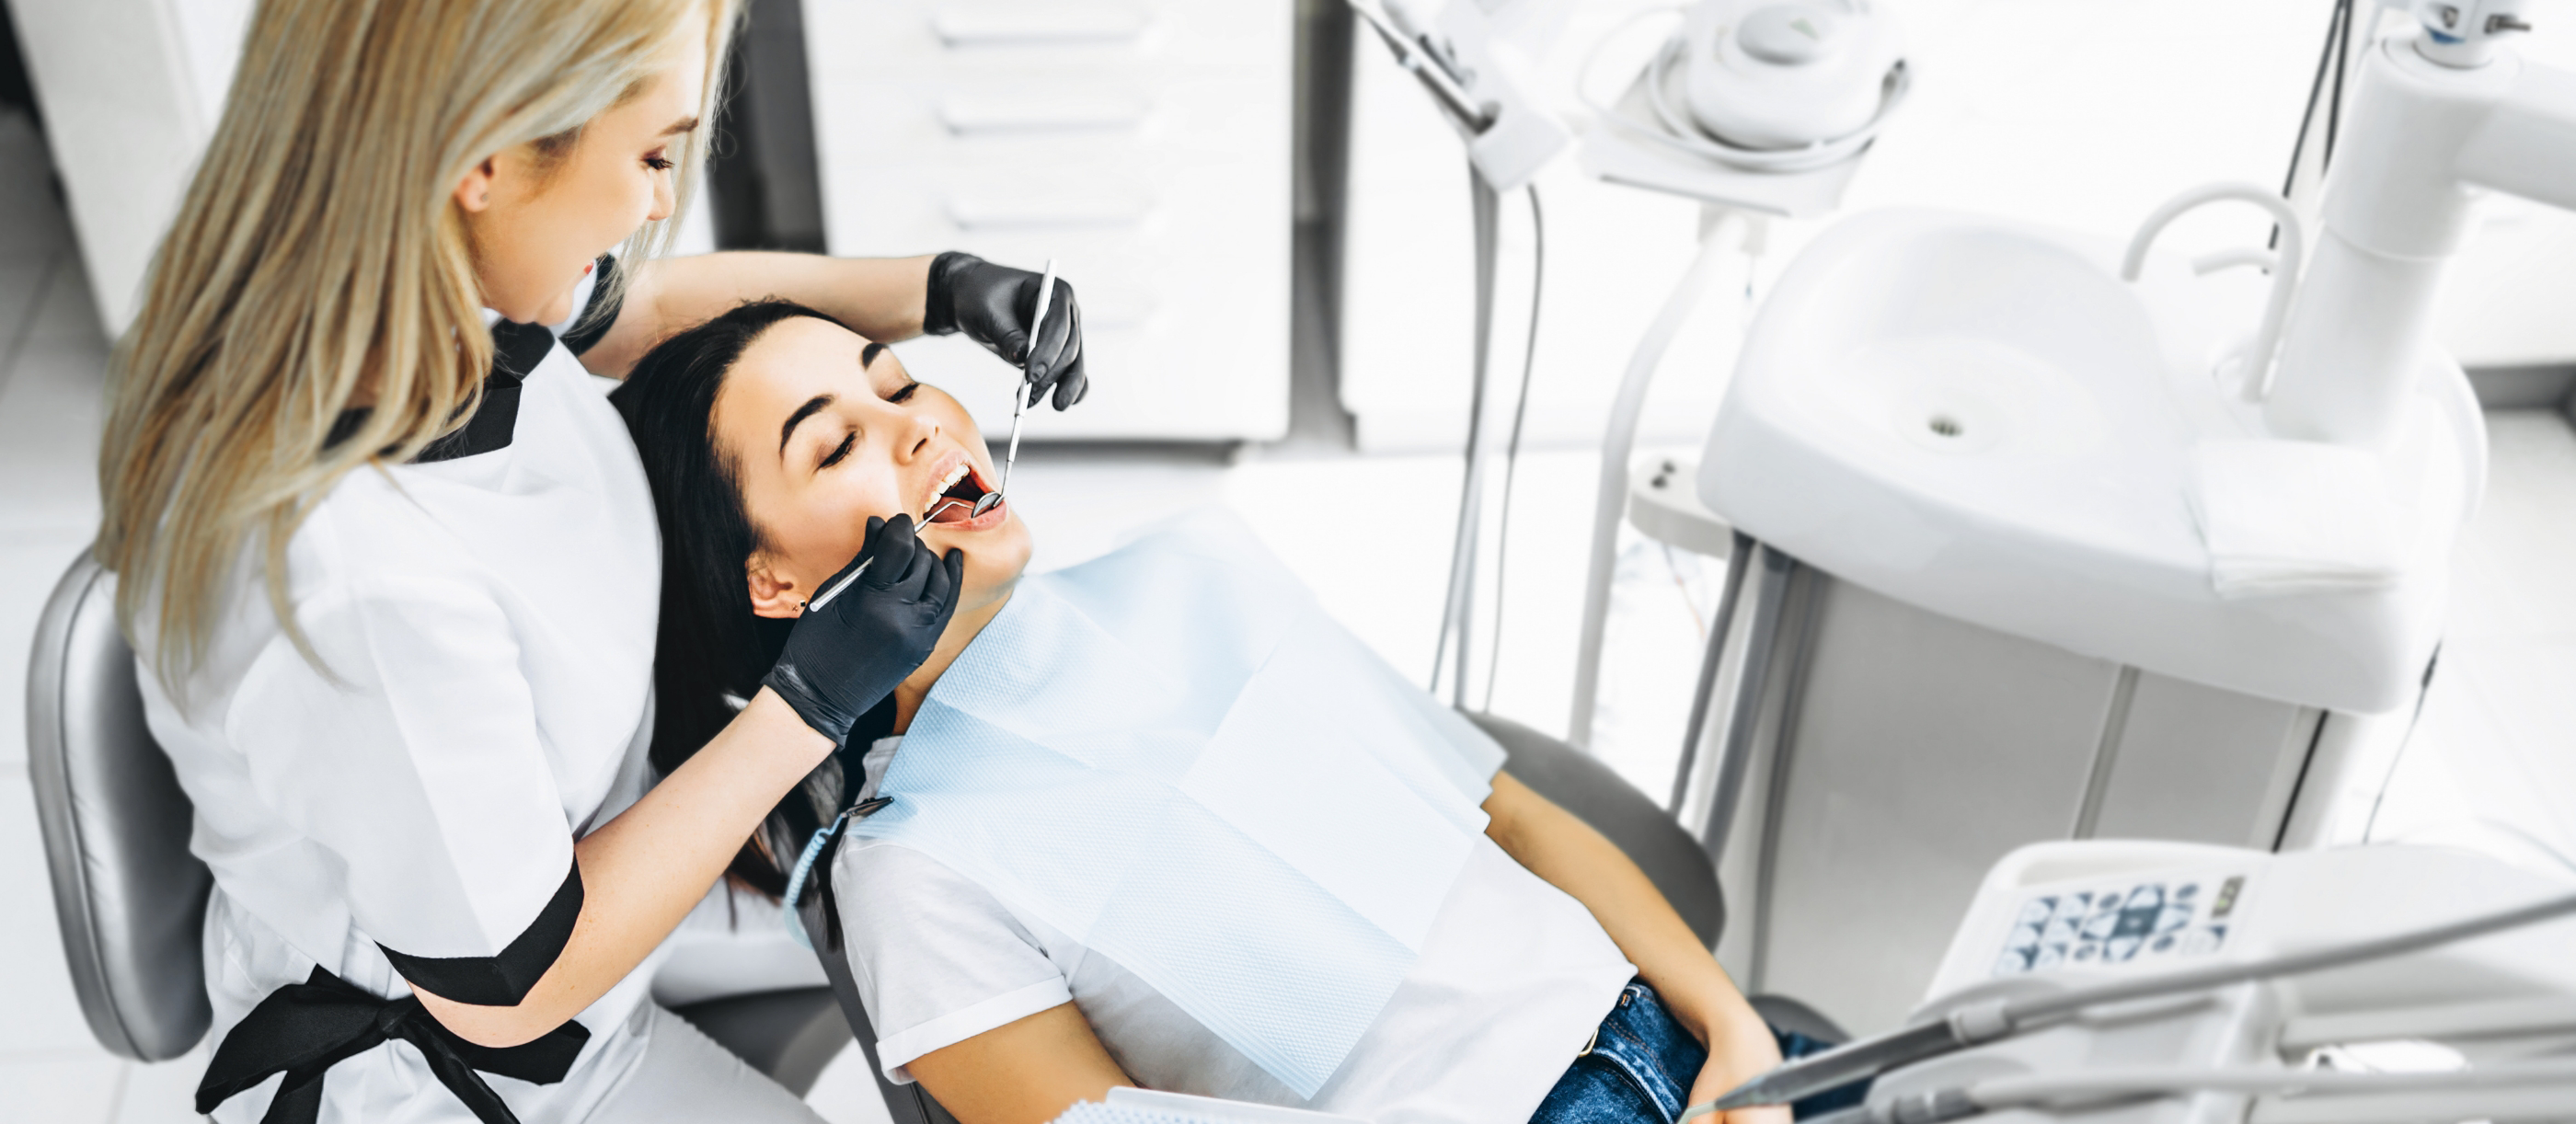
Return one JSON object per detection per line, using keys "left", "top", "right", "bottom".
{"left": 794, "top": 710, "right": 1834, "bottom": 1124}
{"left": 26, "top": 552, "right": 851, "bottom": 1093}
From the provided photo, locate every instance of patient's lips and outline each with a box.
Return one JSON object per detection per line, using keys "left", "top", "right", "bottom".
{"left": 928, "top": 493, "right": 1007, "bottom": 533}
{"left": 922, "top": 456, "right": 1004, "bottom": 529}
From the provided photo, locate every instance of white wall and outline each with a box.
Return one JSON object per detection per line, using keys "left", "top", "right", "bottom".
{"left": 1340, "top": 0, "right": 2576, "bottom": 453}
{"left": 5, "top": 0, "right": 718, "bottom": 338}
{"left": 5, "top": 0, "right": 250, "bottom": 336}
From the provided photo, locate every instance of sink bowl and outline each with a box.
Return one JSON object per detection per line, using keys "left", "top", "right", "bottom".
{"left": 1699, "top": 210, "right": 2483, "bottom": 714}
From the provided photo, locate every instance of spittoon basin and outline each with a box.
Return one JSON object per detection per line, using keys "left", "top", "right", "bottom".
{"left": 1698, "top": 209, "right": 2484, "bottom": 714}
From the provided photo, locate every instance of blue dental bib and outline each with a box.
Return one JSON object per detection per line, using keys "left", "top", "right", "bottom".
{"left": 847, "top": 510, "right": 1505, "bottom": 1097}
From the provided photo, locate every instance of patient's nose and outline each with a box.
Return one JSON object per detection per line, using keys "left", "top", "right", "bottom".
{"left": 895, "top": 410, "right": 941, "bottom": 462}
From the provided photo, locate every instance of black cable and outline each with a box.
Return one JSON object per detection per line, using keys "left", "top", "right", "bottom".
{"left": 2274, "top": 0, "right": 2351, "bottom": 249}
{"left": 1482, "top": 184, "right": 1545, "bottom": 714}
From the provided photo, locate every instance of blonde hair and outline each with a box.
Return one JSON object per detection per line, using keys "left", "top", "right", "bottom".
{"left": 99, "top": 0, "right": 737, "bottom": 697}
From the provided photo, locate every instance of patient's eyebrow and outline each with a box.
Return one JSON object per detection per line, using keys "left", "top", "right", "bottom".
{"left": 779, "top": 394, "right": 834, "bottom": 456}
{"left": 861, "top": 342, "right": 887, "bottom": 368}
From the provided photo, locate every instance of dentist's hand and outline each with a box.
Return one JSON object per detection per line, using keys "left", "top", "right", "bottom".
{"left": 922, "top": 251, "right": 1088, "bottom": 410}
{"left": 763, "top": 514, "right": 966, "bottom": 746}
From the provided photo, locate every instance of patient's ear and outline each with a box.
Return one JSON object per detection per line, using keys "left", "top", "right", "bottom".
{"left": 746, "top": 556, "right": 803, "bottom": 620}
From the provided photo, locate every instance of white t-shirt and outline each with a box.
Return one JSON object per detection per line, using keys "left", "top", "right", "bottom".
{"left": 831, "top": 738, "right": 1638, "bottom": 1124}
{"left": 140, "top": 273, "right": 673, "bottom": 1124}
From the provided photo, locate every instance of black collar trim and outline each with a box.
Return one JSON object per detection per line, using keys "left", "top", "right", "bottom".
{"left": 323, "top": 319, "right": 557, "bottom": 463}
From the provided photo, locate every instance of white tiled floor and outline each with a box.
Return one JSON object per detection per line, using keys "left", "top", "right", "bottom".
{"left": 2366, "top": 412, "right": 2576, "bottom": 871}
{"left": 3, "top": 99, "right": 2574, "bottom": 1119}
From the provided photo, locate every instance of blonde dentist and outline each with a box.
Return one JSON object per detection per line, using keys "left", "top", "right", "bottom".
{"left": 94, "top": 1, "right": 1080, "bottom": 1120}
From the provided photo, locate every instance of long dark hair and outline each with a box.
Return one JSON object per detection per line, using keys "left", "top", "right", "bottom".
{"left": 610, "top": 299, "right": 850, "bottom": 895}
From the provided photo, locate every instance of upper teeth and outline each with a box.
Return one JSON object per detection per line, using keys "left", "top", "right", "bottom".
{"left": 926, "top": 463, "right": 972, "bottom": 517}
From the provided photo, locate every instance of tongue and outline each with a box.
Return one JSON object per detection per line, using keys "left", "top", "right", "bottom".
{"left": 929, "top": 493, "right": 982, "bottom": 523}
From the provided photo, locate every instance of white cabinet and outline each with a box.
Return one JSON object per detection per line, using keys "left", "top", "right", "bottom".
{"left": 801, "top": 0, "right": 1294, "bottom": 441}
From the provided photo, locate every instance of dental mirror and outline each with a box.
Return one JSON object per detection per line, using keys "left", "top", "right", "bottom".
{"left": 971, "top": 258, "right": 1055, "bottom": 520}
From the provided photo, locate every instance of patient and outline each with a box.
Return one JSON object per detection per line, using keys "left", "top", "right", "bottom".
{"left": 613, "top": 301, "right": 1815, "bottom": 1124}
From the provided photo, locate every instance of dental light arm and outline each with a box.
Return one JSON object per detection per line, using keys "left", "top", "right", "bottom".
{"left": 1346, "top": 0, "right": 1490, "bottom": 132}
{"left": 1342, "top": 0, "right": 1573, "bottom": 706}
{"left": 2261, "top": 0, "right": 2576, "bottom": 444}
{"left": 1703, "top": 885, "right": 2576, "bottom": 1110}
{"left": 1343, "top": 0, "right": 1574, "bottom": 191}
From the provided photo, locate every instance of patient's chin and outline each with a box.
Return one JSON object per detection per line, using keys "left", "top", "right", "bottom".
{"left": 932, "top": 515, "right": 1033, "bottom": 608}
{"left": 960, "top": 570, "right": 1024, "bottom": 620}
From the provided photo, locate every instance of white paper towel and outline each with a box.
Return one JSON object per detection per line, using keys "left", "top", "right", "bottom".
{"left": 2187, "top": 439, "right": 2404, "bottom": 598}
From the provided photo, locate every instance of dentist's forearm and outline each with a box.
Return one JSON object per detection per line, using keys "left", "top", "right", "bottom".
{"left": 581, "top": 252, "right": 937, "bottom": 375}
{"left": 414, "top": 689, "right": 832, "bottom": 1046}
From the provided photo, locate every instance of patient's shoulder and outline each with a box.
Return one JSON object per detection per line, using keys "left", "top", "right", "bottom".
{"left": 835, "top": 841, "right": 1043, "bottom": 947}
{"left": 831, "top": 839, "right": 1071, "bottom": 1053}
{"left": 836, "top": 839, "right": 983, "bottom": 902}
{"left": 839, "top": 838, "right": 976, "bottom": 888}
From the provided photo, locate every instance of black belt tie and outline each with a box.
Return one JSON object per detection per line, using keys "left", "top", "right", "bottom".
{"left": 196, "top": 967, "right": 591, "bottom": 1124}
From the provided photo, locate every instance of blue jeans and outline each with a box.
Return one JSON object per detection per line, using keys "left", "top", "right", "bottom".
{"left": 1528, "top": 981, "right": 1868, "bottom": 1123}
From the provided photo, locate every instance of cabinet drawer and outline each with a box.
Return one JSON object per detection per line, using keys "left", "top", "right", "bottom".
{"left": 802, "top": 0, "right": 1285, "bottom": 76}
{"left": 800, "top": 0, "right": 1292, "bottom": 441}
{"left": 807, "top": 73, "right": 1283, "bottom": 170}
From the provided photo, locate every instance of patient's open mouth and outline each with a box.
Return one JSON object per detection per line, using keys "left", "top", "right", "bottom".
{"left": 924, "top": 460, "right": 995, "bottom": 525}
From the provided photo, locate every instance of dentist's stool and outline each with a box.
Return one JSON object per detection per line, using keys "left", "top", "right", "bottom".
{"left": 26, "top": 550, "right": 850, "bottom": 1090}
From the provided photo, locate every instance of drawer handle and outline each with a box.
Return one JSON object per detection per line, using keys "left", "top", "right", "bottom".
{"left": 934, "top": 4, "right": 1151, "bottom": 46}
{"left": 947, "top": 190, "right": 1155, "bottom": 230}
{"left": 942, "top": 93, "right": 1152, "bottom": 134}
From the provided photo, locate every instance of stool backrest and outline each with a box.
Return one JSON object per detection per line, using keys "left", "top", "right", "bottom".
{"left": 26, "top": 550, "right": 213, "bottom": 1061}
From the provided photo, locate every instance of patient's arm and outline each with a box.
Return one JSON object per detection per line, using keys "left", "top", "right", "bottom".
{"left": 906, "top": 1003, "right": 1135, "bottom": 1124}
{"left": 1483, "top": 772, "right": 1789, "bottom": 1124}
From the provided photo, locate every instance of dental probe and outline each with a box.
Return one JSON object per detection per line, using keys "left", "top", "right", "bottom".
{"left": 972, "top": 258, "right": 1055, "bottom": 520}
{"left": 802, "top": 556, "right": 870, "bottom": 614}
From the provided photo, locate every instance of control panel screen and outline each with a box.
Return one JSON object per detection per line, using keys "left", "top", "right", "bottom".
{"left": 1992, "top": 874, "right": 2244, "bottom": 978}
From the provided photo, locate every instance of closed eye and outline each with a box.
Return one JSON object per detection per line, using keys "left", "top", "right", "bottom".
{"left": 888, "top": 382, "right": 920, "bottom": 404}
{"left": 819, "top": 431, "right": 856, "bottom": 470}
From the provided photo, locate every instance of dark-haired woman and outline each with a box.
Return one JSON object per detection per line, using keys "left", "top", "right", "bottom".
{"left": 96, "top": 3, "right": 1082, "bottom": 1121}
{"left": 612, "top": 303, "right": 1832, "bottom": 1124}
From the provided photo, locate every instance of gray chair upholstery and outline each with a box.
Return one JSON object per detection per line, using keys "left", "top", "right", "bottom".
{"left": 1466, "top": 712, "right": 1725, "bottom": 946}
{"left": 669, "top": 986, "right": 854, "bottom": 1097}
{"left": 26, "top": 550, "right": 843, "bottom": 1090}
{"left": 1475, "top": 715, "right": 1838, "bottom": 1041}
{"left": 28, "top": 549, "right": 213, "bottom": 1061}
{"left": 799, "top": 707, "right": 1730, "bottom": 1122}
{"left": 801, "top": 889, "right": 963, "bottom": 1124}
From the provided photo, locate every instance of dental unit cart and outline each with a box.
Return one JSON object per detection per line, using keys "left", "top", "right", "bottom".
{"left": 1730, "top": 839, "right": 2576, "bottom": 1123}
{"left": 1651, "top": 0, "right": 2576, "bottom": 1041}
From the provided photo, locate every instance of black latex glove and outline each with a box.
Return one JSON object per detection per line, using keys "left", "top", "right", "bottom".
{"left": 763, "top": 514, "right": 966, "bottom": 746}
{"left": 922, "top": 251, "right": 1088, "bottom": 410}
